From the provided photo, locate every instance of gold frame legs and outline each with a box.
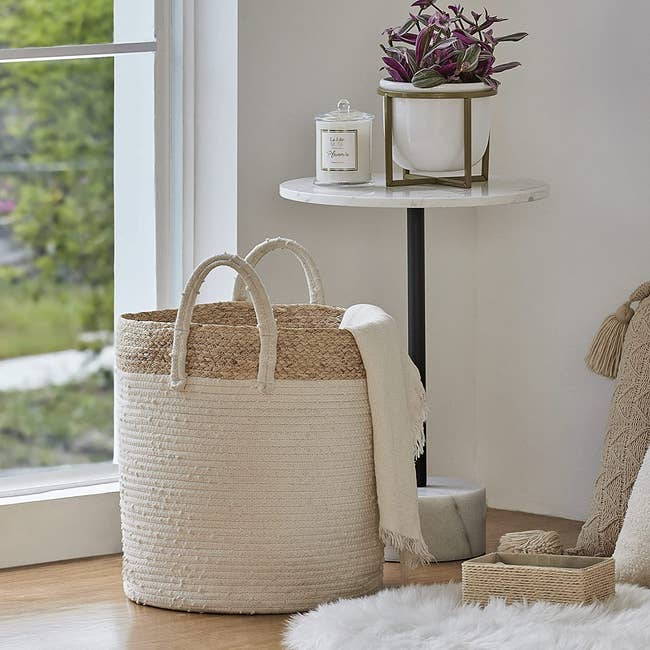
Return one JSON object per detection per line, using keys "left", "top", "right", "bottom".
{"left": 379, "top": 88, "right": 495, "bottom": 190}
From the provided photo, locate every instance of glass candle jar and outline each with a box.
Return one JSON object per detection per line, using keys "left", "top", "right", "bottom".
{"left": 315, "top": 99, "right": 374, "bottom": 185}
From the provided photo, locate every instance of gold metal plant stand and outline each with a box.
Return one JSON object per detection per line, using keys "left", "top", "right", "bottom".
{"left": 377, "top": 87, "right": 497, "bottom": 189}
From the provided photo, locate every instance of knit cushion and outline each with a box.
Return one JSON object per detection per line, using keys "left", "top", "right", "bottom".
{"left": 614, "top": 447, "right": 650, "bottom": 585}
{"left": 572, "top": 296, "right": 650, "bottom": 556}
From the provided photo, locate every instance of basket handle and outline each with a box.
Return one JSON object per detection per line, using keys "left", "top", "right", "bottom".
{"left": 232, "top": 237, "right": 325, "bottom": 304}
{"left": 170, "top": 253, "right": 277, "bottom": 392}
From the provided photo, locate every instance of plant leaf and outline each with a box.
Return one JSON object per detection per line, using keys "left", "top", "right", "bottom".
{"left": 423, "top": 36, "right": 456, "bottom": 59}
{"left": 382, "top": 45, "right": 407, "bottom": 58}
{"left": 495, "top": 32, "right": 528, "bottom": 42}
{"left": 412, "top": 67, "right": 448, "bottom": 88}
{"left": 452, "top": 28, "right": 481, "bottom": 46}
{"left": 478, "top": 75, "right": 500, "bottom": 90}
{"left": 436, "top": 61, "right": 458, "bottom": 76}
{"left": 476, "top": 54, "right": 495, "bottom": 76}
{"left": 381, "top": 47, "right": 416, "bottom": 76}
{"left": 415, "top": 25, "right": 434, "bottom": 64}
{"left": 456, "top": 43, "right": 480, "bottom": 73}
{"left": 491, "top": 61, "right": 521, "bottom": 73}
{"left": 382, "top": 56, "right": 411, "bottom": 81}
{"left": 393, "top": 33, "right": 418, "bottom": 45}
{"left": 410, "top": 12, "right": 431, "bottom": 28}
{"left": 403, "top": 48, "right": 417, "bottom": 74}
{"left": 398, "top": 18, "right": 416, "bottom": 36}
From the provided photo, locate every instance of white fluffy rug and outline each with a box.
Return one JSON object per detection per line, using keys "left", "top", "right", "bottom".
{"left": 284, "top": 582, "right": 650, "bottom": 649}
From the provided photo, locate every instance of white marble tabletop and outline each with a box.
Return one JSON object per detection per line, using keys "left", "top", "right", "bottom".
{"left": 279, "top": 174, "right": 549, "bottom": 209}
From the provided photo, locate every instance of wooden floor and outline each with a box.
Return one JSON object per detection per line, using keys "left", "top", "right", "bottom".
{"left": 0, "top": 509, "right": 582, "bottom": 650}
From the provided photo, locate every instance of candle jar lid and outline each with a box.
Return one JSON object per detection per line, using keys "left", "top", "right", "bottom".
{"left": 315, "top": 98, "right": 374, "bottom": 122}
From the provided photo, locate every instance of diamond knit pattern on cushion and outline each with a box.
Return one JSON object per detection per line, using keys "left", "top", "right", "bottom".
{"left": 572, "top": 297, "right": 650, "bottom": 556}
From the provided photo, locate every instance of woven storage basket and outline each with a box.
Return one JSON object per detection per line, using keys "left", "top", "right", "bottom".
{"left": 462, "top": 552, "right": 615, "bottom": 607}
{"left": 117, "top": 251, "right": 383, "bottom": 614}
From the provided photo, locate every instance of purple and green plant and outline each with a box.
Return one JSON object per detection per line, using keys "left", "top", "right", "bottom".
{"left": 381, "top": 2, "right": 527, "bottom": 89}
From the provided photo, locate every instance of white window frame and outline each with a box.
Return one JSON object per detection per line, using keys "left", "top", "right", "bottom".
{"left": 0, "top": 0, "right": 196, "bottom": 568}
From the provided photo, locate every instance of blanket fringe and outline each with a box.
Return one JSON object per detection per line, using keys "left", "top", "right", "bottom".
{"left": 412, "top": 423, "right": 426, "bottom": 460}
{"left": 381, "top": 526, "right": 434, "bottom": 567}
{"left": 411, "top": 379, "right": 428, "bottom": 460}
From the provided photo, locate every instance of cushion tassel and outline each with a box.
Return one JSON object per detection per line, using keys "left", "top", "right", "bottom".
{"left": 585, "top": 281, "right": 650, "bottom": 379}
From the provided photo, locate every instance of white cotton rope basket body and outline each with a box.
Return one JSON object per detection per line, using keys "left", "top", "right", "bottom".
{"left": 117, "top": 251, "right": 383, "bottom": 614}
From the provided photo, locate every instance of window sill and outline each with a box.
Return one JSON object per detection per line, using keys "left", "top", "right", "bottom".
{"left": 0, "top": 478, "right": 121, "bottom": 568}
{"left": 0, "top": 462, "right": 118, "bottom": 499}
{"left": 1, "top": 479, "right": 118, "bottom": 505}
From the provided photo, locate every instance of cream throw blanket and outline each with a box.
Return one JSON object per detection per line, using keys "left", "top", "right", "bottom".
{"left": 341, "top": 304, "right": 432, "bottom": 566}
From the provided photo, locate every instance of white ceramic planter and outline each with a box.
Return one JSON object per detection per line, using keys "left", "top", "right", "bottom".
{"left": 379, "top": 79, "right": 495, "bottom": 175}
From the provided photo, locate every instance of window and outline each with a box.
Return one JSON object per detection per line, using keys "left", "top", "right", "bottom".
{"left": 0, "top": 0, "right": 170, "bottom": 566}
{"left": 0, "top": 53, "right": 116, "bottom": 474}
{"left": 0, "top": 2, "right": 157, "bottom": 477}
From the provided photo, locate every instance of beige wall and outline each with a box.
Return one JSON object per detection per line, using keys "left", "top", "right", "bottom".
{"left": 229, "top": 0, "right": 650, "bottom": 520}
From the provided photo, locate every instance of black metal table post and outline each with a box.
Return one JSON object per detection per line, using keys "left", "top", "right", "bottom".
{"left": 407, "top": 207, "right": 427, "bottom": 487}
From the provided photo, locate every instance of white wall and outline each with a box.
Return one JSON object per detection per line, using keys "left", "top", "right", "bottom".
{"left": 193, "top": 0, "right": 238, "bottom": 301}
{"left": 474, "top": 0, "right": 650, "bottom": 519}
{"left": 235, "top": 0, "right": 478, "bottom": 482}
{"left": 114, "top": 0, "right": 156, "bottom": 316}
{"left": 197, "top": 1, "right": 650, "bottom": 521}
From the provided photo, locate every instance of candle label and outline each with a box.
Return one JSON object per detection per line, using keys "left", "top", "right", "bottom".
{"left": 320, "top": 129, "right": 358, "bottom": 171}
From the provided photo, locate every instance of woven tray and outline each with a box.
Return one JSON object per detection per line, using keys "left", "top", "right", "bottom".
{"left": 462, "top": 552, "right": 615, "bottom": 606}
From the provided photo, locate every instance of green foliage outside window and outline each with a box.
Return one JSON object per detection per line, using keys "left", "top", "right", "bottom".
{"left": 0, "top": 1, "right": 115, "bottom": 469}
{"left": 0, "top": 0, "right": 114, "bottom": 335}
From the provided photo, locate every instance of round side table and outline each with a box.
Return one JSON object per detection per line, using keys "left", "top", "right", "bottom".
{"left": 279, "top": 173, "right": 549, "bottom": 560}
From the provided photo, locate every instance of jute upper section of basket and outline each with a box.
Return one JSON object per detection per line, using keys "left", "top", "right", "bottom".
{"left": 117, "top": 302, "right": 366, "bottom": 381}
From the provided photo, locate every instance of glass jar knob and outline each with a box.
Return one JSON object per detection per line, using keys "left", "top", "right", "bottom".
{"left": 337, "top": 98, "right": 351, "bottom": 114}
